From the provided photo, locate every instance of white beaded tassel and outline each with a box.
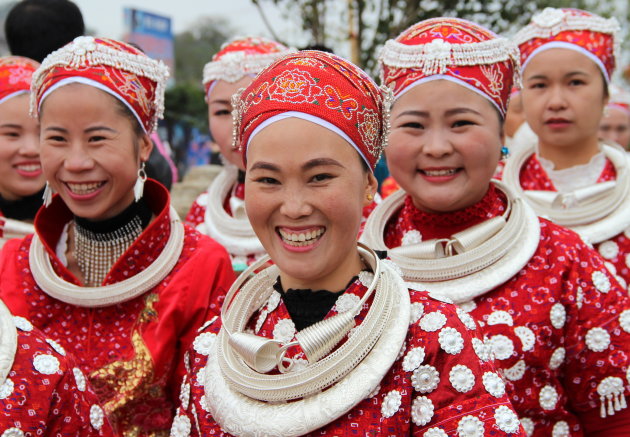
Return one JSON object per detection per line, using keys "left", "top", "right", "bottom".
{"left": 133, "top": 162, "right": 147, "bottom": 202}
{"left": 42, "top": 183, "right": 53, "bottom": 207}
{"left": 597, "top": 376, "right": 627, "bottom": 418}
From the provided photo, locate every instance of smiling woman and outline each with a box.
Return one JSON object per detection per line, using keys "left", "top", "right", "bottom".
{"left": 502, "top": 8, "right": 630, "bottom": 287}
{"left": 185, "top": 37, "right": 294, "bottom": 272}
{"left": 361, "top": 15, "right": 630, "bottom": 437}
{"left": 173, "top": 50, "right": 526, "bottom": 437}
{"left": 0, "top": 36, "right": 236, "bottom": 436}
{"left": 0, "top": 56, "right": 45, "bottom": 245}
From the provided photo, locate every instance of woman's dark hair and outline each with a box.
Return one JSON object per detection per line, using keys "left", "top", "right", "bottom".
{"left": 5, "top": 0, "right": 85, "bottom": 62}
{"left": 601, "top": 71, "right": 610, "bottom": 100}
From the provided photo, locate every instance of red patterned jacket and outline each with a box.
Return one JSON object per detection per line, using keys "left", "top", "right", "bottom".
{"left": 1, "top": 312, "right": 115, "bottom": 435}
{"left": 0, "top": 180, "right": 235, "bottom": 436}
{"left": 383, "top": 183, "right": 630, "bottom": 436}
{"left": 173, "top": 273, "right": 526, "bottom": 436}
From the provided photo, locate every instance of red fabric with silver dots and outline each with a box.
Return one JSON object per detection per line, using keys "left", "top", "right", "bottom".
{"left": 0, "top": 316, "right": 114, "bottom": 435}
{"left": 383, "top": 183, "right": 630, "bottom": 436}
{"left": 515, "top": 153, "right": 630, "bottom": 289}
{"left": 174, "top": 275, "right": 526, "bottom": 436}
{"left": 0, "top": 180, "right": 235, "bottom": 436}
{"left": 0, "top": 56, "right": 38, "bottom": 102}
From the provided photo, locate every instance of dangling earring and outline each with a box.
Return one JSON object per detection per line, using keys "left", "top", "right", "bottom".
{"left": 603, "top": 106, "right": 610, "bottom": 117}
{"left": 133, "top": 161, "right": 147, "bottom": 202}
{"left": 42, "top": 182, "right": 54, "bottom": 207}
{"left": 501, "top": 146, "right": 510, "bottom": 160}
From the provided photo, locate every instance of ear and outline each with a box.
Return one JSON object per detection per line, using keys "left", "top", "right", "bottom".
{"left": 363, "top": 171, "right": 379, "bottom": 207}
{"left": 138, "top": 133, "right": 153, "bottom": 163}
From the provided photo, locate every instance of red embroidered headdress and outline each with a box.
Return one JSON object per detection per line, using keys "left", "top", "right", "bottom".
{"left": 202, "top": 36, "right": 294, "bottom": 97}
{"left": 607, "top": 84, "right": 630, "bottom": 116}
{"left": 31, "top": 36, "right": 169, "bottom": 133}
{"left": 0, "top": 56, "right": 39, "bottom": 105}
{"left": 233, "top": 50, "right": 391, "bottom": 171}
{"left": 379, "top": 17, "right": 519, "bottom": 117}
{"left": 514, "top": 8, "right": 620, "bottom": 82}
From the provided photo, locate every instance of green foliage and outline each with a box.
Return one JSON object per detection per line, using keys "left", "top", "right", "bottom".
{"left": 164, "top": 83, "right": 208, "bottom": 131}
{"left": 167, "top": 16, "right": 234, "bottom": 131}
{"left": 252, "top": 0, "right": 629, "bottom": 79}
{"left": 173, "top": 16, "right": 234, "bottom": 86}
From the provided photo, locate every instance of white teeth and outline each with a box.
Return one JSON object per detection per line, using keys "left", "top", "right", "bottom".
{"left": 278, "top": 228, "right": 325, "bottom": 246}
{"left": 424, "top": 169, "right": 457, "bottom": 176}
{"left": 16, "top": 164, "right": 41, "bottom": 172}
{"left": 67, "top": 182, "right": 103, "bottom": 195}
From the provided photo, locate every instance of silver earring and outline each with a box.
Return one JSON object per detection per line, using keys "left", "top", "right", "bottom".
{"left": 603, "top": 106, "right": 610, "bottom": 117}
{"left": 43, "top": 182, "right": 53, "bottom": 207}
{"left": 133, "top": 161, "right": 147, "bottom": 202}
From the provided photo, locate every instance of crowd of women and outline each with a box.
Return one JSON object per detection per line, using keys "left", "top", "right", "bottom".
{"left": 0, "top": 4, "right": 629, "bottom": 437}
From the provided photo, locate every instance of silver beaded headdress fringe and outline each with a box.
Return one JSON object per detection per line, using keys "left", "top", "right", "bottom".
{"left": 30, "top": 36, "right": 169, "bottom": 133}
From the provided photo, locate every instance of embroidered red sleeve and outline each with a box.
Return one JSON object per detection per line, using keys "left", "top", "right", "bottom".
{"left": 562, "top": 237, "right": 630, "bottom": 418}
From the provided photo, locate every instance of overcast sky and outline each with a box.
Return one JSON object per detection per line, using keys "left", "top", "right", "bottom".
{"left": 76, "top": 0, "right": 303, "bottom": 43}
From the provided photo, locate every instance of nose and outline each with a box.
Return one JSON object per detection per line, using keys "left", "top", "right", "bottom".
{"left": 18, "top": 133, "right": 40, "bottom": 158}
{"left": 279, "top": 184, "right": 313, "bottom": 220}
{"left": 421, "top": 128, "right": 453, "bottom": 158}
{"left": 547, "top": 85, "right": 567, "bottom": 111}
{"left": 63, "top": 142, "right": 95, "bottom": 172}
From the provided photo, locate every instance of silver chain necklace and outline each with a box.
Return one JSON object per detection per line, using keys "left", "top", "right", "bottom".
{"left": 73, "top": 215, "right": 144, "bottom": 286}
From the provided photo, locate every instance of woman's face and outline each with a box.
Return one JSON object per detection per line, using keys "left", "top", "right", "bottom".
{"left": 386, "top": 80, "right": 502, "bottom": 213}
{"left": 599, "top": 106, "right": 630, "bottom": 150}
{"left": 40, "top": 84, "right": 152, "bottom": 221}
{"left": 207, "top": 77, "right": 252, "bottom": 170}
{"left": 0, "top": 93, "right": 44, "bottom": 201}
{"left": 246, "top": 117, "right": 377, "bottom": 290}
{"left": 521, "top": 48, "right": 607, "bottom": 149}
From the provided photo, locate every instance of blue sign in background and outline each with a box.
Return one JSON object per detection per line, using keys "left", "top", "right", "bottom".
{"left": 124, "top": 8, "right": 174, "bottom": 83}
{"left": 126, "top": 9, "right": 172, "bottom": 38}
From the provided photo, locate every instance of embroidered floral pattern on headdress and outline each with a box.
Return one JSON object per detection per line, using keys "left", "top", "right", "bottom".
{"left": 234, "top": 50, "right": 391, "bottom": 170}
{"left": 31, "top": 36, "right": 169, "bottom": 133}
{"left": 379, "top": 17, "right": 519, "bottom": 116}
{"left": 514, "top": 8, "right": 620, "bottom": 81}
{"left": 0, "top": 56, "right": 39, "bottom": 103}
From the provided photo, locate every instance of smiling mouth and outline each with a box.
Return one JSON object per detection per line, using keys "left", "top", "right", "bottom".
{"left": 15, "top": 163, "right": 41, "bottom": 172}
{"left": 65, "top": 181, "right": 105, "bottom": 195}
{"left": 420, "top": 168, "right": 459, "bottom": 176}
{"left": 278, "top": 227, "right": 326, "bottom": 247}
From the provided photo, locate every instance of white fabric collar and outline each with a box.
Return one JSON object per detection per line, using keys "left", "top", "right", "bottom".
{"left": 538, "top": 150, "right": 607, "bottom": 193}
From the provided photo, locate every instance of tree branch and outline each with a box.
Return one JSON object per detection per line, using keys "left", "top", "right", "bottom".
{"left": 251, "top": 0, "right": 282, "bottom": 43}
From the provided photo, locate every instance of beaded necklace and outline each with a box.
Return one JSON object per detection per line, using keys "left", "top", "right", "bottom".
{"left": 73, "top": 199, "right": 152, "bottom": 286}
